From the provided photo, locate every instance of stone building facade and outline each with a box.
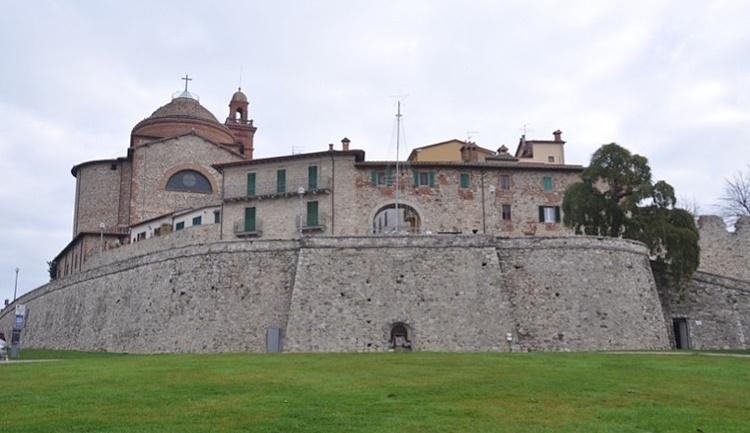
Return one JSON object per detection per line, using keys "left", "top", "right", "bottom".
{"left": 2, "top": 83, "right": 748, "bottom": 354}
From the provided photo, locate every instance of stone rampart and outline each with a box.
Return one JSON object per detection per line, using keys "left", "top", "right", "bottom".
{"left": 697, "top": 215, "right": 750, "bottom": 281}
{"left": 0, "top": 235, "right": 671, "bottom": 353}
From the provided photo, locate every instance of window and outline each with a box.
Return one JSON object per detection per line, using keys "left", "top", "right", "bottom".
{"left": 413, "top": 170, "right": 435, "bottom": 187}
{"left": 538, "top": 206, "right": 561, "bottom": 223}
{"left": 166, "top": 170, "right": 212, "bottom": 193}
{"left": 307, "top": 201, "right": 319, "bottom": 226}
{"left": 308, "top": 165, "right": 318, "bottom": 190}
{"left": 542, "top": 176, "right": 553, "bottom": 192}
{"left": 136, "top": 232, "right": 146, "bottom": 241}
{"left": 214, "top": 210, "right": 221, "bottom": 224}
{"left": 501, "top": 204, "right": 512, "bottom": 220}
{"left": 548, "top": 156, "right": 555, "bottom": 163}
{"left": 276, "top": 169, "right": 286, "bottom": 194}
{"left": 460, "top": 173, "right": 470, "bottom": 188}
{"left": 244, "top": 207, "right": 256, "bottom": 232}
{"left": 192, "top": 216, "right": 202, "bottom": 226}
{"left": 246, "top": 172, "right": 256, "bottom": 196}
{"left": 175, "top": 221, "right": 185, "bottom": 230}
{"left": 500, "top": 175, "right": 510, "bottom": 190}
{"left": 371, "top": 170, "right": 393, "bottom": 186}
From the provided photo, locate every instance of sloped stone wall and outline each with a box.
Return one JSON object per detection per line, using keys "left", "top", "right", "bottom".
{"left": 1, "top": 235, "right": 672, "bottom": 353}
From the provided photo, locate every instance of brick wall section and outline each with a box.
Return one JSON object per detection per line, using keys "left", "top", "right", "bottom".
{"left": 1, "top": 235, "right": 670, "bottom": 353}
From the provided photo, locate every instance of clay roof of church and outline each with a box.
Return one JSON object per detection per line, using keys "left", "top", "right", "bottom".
{"left": 146, "top": 96, "right": 221, "bottom": 124}
{"left": 231, "top": 88, "right": 248, "bottom": 102}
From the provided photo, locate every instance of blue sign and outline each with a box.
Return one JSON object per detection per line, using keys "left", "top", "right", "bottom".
{"left": 14, "top": 314, "right": 24, "bottom": 329}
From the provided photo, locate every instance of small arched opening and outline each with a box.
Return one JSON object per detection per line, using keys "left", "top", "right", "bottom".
{"left": 389, "top": 323, "right": 412, "bottom": 351}
{"left": 234, "top": 107, "right": 244, "bottom": 121}
{"left": 372, "top": 203, "right": 421, "bottom": 234}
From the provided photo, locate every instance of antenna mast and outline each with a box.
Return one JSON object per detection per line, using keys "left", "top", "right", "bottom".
{"left": 395, "top": 100, "right": 402, "bottom": 232}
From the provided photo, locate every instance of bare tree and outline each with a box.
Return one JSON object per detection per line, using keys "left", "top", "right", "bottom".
{"left": 719, "top": 166, "right": 750, "bottom": 224}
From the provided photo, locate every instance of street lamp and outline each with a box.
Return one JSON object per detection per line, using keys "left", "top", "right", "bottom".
{"left": 99, "top": 222, "right": 105, "bottom": 252}
{"left": 489, "top": 185, "right": 496, "bottom": 235}
{"left": 13, "top": 267, "right": 19, "bottom": 301}
{"left": 297, "top": 187, "right": 305, "bottom": 238}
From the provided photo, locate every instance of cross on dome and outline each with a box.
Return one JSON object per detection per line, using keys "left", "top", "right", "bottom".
{"left": 175, "top": 74, "right": 199, "bottom": 100}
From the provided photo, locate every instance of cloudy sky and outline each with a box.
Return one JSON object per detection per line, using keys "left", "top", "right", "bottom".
{"left": 1, "top": 0, "right": 749, "bottom": 301}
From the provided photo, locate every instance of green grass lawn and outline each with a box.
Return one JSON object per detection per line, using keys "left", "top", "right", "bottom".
{"left": 1, "top": 350, "right": 748, "bottom": 432}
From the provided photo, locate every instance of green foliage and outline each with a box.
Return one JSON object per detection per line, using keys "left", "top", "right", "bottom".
{"left": 563, "top": 143, "right": 700, "bottom": 289}
{"left": 47, "top": 260, "right": 57, "bottom": 281}
{"left": 2, "top": 351, "right": 749, "bottom": 432}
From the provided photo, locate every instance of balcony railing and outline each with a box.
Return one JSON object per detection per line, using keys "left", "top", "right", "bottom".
{"left": 224, "top": 176, "right": 332, "bottom": 202}
{"left": 296, "top": 214, "right": 327, "bottom": 233}
{"left": 233, "top": 219, "right": 263, "bottom": 237}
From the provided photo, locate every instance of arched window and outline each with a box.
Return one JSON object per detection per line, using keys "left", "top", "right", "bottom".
{"left": 166, "top": 170, "right": 213, "bottom": 194}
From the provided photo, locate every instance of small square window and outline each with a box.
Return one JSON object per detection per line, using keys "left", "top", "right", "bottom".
{"left": 501, "top": 204, "right": 511, "bottom": 220}
{"left": 543, "top": 176, "right": 553, "bottom": 192}
{"left": 500, "top": 175, "right": 510, "bottom": 190}
{"left": 460, "top": 173, "right": 470, "bottom": 188}
{"left": 548, "top": 156, "right": 555, "bottom": 163}
{"left": 192, "top": 216, "right": 202, "bottom": 226}
{"left": 538, "top": 206, "right": 561, "bottom": 223}
{"left": 175, "top": 221, "right": 185, "bottom": 231}
{"left": 413, "top": 171, "right": 435, "bottom": 187}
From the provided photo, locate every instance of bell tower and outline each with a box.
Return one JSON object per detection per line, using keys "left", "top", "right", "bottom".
{"left": 225, "top": 88, "right": 257, "bottom": 159}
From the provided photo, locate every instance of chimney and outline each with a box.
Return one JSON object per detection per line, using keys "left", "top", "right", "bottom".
{"left": 328, "top": 143, "right": 334, "bottom": 151}
{"left": 460, "top": 141, "right": 479, "bottom": 162}
{"left": 341, "top": 137, "right": 350, "bottom": 151}
{"left": 553, "top": 130, "right": 563, "bottom": 142}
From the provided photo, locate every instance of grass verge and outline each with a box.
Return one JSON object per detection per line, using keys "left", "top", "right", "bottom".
{"left": 1, "top": 350, "right": 748, "bottom": 432}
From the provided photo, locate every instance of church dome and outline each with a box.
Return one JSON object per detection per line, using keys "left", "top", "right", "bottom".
{"left": 131, "top": 95, "right": 236, "bottom": 147}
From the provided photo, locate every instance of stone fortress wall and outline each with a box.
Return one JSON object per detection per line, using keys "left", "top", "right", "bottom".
{"left": 656, "top": 215, "right": 750, "bottom": 350}
{"left": 2, "top": 227, "right": 675, "bottom": 353}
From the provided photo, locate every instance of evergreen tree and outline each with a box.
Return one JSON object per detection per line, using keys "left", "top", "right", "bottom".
{"left": 562, "top": 143, "right": 700, "bottom": 289}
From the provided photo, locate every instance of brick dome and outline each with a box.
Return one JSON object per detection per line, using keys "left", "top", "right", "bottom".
{"left": 131, "top": 95, "right": 236, "bottom": 147}
{"left": 231, "top": 89, "right": 248, "bottom": 103}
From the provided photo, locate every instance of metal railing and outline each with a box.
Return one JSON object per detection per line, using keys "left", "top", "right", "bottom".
{"left": 296, "top": 214, "right": 327, "bottom": 233}
{"left": 233, "top": 219, "right": 263, "bottom": 237}
{"left": 224, "top": 176, "right": 332, "bottom": 201}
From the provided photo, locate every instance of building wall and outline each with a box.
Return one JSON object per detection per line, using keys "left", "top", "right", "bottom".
{"left": 1, "top": 235, "right": 671, "bottom": 354}
{"left": 129, "top": 134, "right": 242, "bottom": 225}
{"left": 73, "top": 161, "right": 122, "bottom": 236}
{"left": 696, "top": 215, "right": 750, "bottom": 280}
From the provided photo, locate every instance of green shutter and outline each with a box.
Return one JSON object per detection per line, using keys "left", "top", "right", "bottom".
{"left": 413, "top": 171, "right": 419, "bottom": 187}
{"left": 246, "top": 172, "right": 256, "bottom": 196}
{"left": 386, "top": 170, "right": 393, "bottom": 186}
{"left": 538, "top": 206, "right": 545, "bottom": 222}
{"left": 543, "top": 176, "right": 553, "bottom": 191}
{"left": 554, "top": 206, "right": 561, "bottom": 223}
{"left": 308, "top": 166, "right": 318, "bottom": 190}
{"left": 306, "top": 201, "right": 319, "bottom": 226}
{"left": 428, "top": 171, "right": 435, "bottom": 187}
{"left": 460, "top": 173, "right": 469, "bottom": 188}
{"left": 371, "top": 170, "right": 378, "bottom": 186}
{"left": 244, "top": 207, "right": 256, "bottom": 232}
{"left": 276, "top": 169, "right": 286, "bottom": 193}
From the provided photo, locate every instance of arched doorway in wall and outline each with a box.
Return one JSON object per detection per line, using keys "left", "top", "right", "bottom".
{"left": 372, "top": 203, "right": 421, "bottom": 234}
{"left": 389, "top": 323, "right": 412, "bottom": 351}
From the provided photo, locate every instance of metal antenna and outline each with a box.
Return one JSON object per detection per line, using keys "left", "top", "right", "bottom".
{"left": 238, "top": 65, "right": 243, "bottom": 90}
{"left": 466, "top": 131, "right": 479, "bottom": 142}
{"left": 391, "top": 92, "right": 408, "bottom": 233}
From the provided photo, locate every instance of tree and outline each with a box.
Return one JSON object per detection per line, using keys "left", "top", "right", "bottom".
{"left": 562, "top": 143, "right": 700, "bottom": 289}
{"left": 718, "top": 165, "right": 750, "bottom": 225}
{"left": 47, "top": 260, "right": 57, "bottom": 281}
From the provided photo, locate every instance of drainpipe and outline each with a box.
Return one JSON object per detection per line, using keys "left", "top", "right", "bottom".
{"left": 329, "top": 152, "right": 336, "bottom": 234}
{"left": 481, "top": 168, "right": 486, "bottom": 233}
